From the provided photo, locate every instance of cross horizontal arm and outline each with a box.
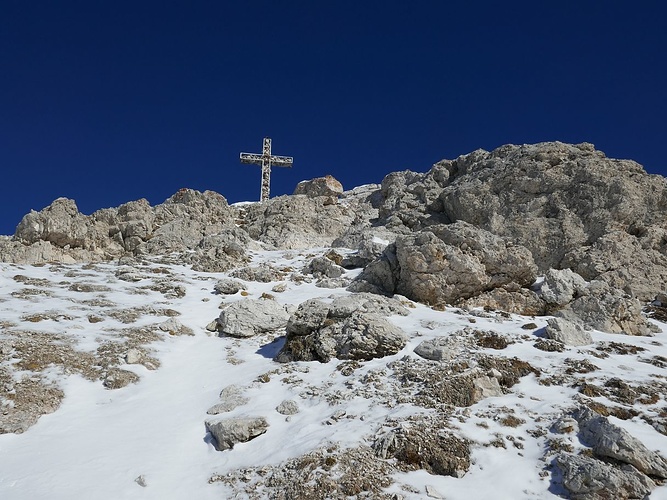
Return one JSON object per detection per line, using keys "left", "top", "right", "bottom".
{"left": 271, "top": 155, "right": 293, "bottom": 167}
{"left": 240, "top": 153, "right": 264, "bottom": 164}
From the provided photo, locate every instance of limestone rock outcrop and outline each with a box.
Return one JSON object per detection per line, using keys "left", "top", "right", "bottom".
{"left": 293, "top": 174, "right": 343, "bottom": 201}
{"left": 216, "top": 298, "right": 290, "bottom": 338}
{"left": 276, "top": 294, "right": 408, "bottom": 362}
{"left": 351, "top": 222, "right": 537, "bottom": 307}
{"left": 376, "top": 141, "right": 667, "bottom": 300}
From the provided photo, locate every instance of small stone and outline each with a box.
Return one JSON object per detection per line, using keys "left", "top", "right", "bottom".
{"left": 134, "top": 475, "right": 147, "bottom": 487}
{"left": 425, "top": 485, "right": 445, "bottom": 499}
{"left": 276, "top": 400, "right": 299, "bottom": 415}
{"left": 125, "top": 348, "right": 143, "bottom": 364}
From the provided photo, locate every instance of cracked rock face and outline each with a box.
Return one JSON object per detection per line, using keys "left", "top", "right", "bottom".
{"left": 205, "top": 417, "right": 269, "bottom": 451}
{"left": 377, "top": 141, "right": 667, "bottom": 301}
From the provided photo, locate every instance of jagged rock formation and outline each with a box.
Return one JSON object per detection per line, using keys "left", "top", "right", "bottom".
{"left": 374, "top": 141, "right": 667, "bottom": 301}
{"left": 3, "top": 144, "right": 667, "bottom": 500}
{"left": 2, "top": 142, "right": 667, "bottom": 332}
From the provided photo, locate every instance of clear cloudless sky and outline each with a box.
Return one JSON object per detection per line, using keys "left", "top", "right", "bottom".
{"left": 1, "top": 1, "right": 666, "bottom": 235}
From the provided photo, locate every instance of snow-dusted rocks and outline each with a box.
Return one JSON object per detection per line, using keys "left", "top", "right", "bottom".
{"left": 351, "top": 221, "right": 537, "bottom": 307}
{"left": 216, "top": 298, "right": 290, "bottom": 337}
{"left": 555, "top": 453, "right": 656, "bottom": 500}
{"left": 206, "top": 385, "right": 249, "bottom": 415}
{"left": 538, "top": 268, "right": 587, "bottom": 311}
{"left": 205, "top": 417, "right": 269, "bottom": 451}
{"left": 545, "top": 318, "right": 593, "bottom": 346}
{"left": 213, "top": 278, "right": 247, "bottom": 295}
{"left": 276, "top": 294, "right": 409, "bottom": 362}
{"left": 575, "top": 407, "right": 667, "bottom": 479}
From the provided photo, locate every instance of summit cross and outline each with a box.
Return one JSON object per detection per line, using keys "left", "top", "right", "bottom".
{"left": 240, "top": 137, "right": 293, "bottom": 202}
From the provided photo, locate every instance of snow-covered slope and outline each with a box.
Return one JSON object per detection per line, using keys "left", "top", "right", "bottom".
{"left": 1, "top": 247, "right": 666, "bottom": 499}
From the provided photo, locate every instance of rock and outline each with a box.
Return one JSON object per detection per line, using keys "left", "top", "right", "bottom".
{"left": 134, "top": 475, "right": 148, "bottom": 488}
{"left": 157, "top": 318, "right": 193, "bottom": 336}
{"left": 125, "top": 348, "right": 143, "bottom": 364}
{"left": 574, "top": 407, "right": 667, "bottom": 478}
{"left": 458, "top": 286, "right": 545, "bottom": 316}
{"left": 293, "top": 175, "right": 344, "bottom": 201}
{"left": 472, "top": 375, "right": 504, "bottom": 399}
{"left": 425, "top": 485, "right": 445, "bottom": 499}
{"left": 338, "top": 234, "right": 390, "bottom": 268}
{"left": 205, "top": 417, "right": 269, "bottom": 451}
{"left": 207, "top": 385, "right": 249, "bottom": 414}
{"left": 278, "top": 294, "right": 409, "bottom": 362}
{"left": 187, "top": 228, "right": 251, "bottom": 273}
{"left": 373, "top": 415, "right": 471, "bottom": 477}
{"left": 556, "top": 281, "right": 655, "bottom": 335}
{"left": 243, "top": 195, "right": 356, "bottom": 249}
{"left": 285, "top": 299, "right": 331, "bottom": 337}
{"left": 555, "top": 452, "right": 656, "bottom": 500}
{"left": 14, "top": 198, "right": 90, "bottom": 249}
{"left": 218, "top": 299, "right": 290, "bottom": 337}
{"left": 276, "top": 400, "right": 299, "bottom": 415}
{"left": 545, "top": 318, "right": 593, "bottom": 346}
{"left": 351, "top": 222, "right": 537, "bottom": 307}
{"left": 538, "top": 268, "right": 587, "bottom": 310}
{"left": 230, "top": 264, "right": 286, "bottom": 283}
{"left": 413, "top": 334, "right": 471, "bottom": 362}
{"left": 377, "top": 142, "right": 667, "bottom": 301}
{"left": 278, "top": 311, "right": 406, "bottom": 363}
{"left": 305, "top": 256, "right": 344, "bottom": 279}
{"left": 103, "top": 368, "right": 139, "bottom": 389}
{"left": 213, "top": 278, "right": 247, "bottom": 295}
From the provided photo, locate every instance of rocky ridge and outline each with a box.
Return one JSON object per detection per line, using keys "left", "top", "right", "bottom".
{"left": 1, "top": 141, "right": 667, "bottom": 499}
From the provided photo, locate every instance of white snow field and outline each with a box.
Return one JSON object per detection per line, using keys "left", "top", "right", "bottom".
{"left": 1, "top": 248, "right": 666, "bottom": 499}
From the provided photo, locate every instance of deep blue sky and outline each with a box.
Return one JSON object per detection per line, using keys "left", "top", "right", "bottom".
{"left": 1, "top": 1, "right": 666, "bottom": 235}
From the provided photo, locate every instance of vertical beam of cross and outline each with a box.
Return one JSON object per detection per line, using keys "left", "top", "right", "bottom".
{"left": 240, "top": 137, "right": 293, "bottom": 202}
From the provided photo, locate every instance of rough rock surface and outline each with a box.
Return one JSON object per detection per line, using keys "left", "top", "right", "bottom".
{"left": 555, "top": 452, "right": 656, "bottom": 500}
{"left": 217, "top": 299, "right": 290, "bottom": 337}
{"left": 293, "top": 175, "right": 344, "bottom": 201}
{"left": 242, "top": 195, "right": 356, "bottom": 249}
{"left": 556, "top": 281, "right": 655, "bottom": 336}
{"left": 545, "top": 318, "right": 593, "bottom": 346}
{"left": 276, "top": 294, "right": 408, "bottom": 362}
{"left": 351, "top": 221, "right": 537, "bottom": 307}
{"left": 376, "top": 141, "right": 667, "bottom": 301}
{"left": 574, "top": 407, "right": 667, "bottom": 478}
{"left": 205, "top": 417, "right": 269, "bottom": 451}
{"left": 538, "top": 268, "right": 588, "bottom": 311}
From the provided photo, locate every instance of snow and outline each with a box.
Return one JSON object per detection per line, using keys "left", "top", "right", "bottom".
{"left": 1, "top": 251, "right": 667, "bottom": 499}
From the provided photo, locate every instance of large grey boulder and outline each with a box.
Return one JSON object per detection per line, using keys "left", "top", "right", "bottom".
{"left": 14, "top": 197, "right": 91, "bottom": 249}
{"left": 351, "top": 222, "right": 537, "bottom": 307}
{"left": 574, "top": 407, "right": 667, "bottom": 478}
{"left": 277, "top": 294, "right": 409, "bottom": 362}
{"left": 556, "top": 281, "right": 655, "bottom": 336}
{"left": 555, "top": 453, "right": 656, "bottom": 500}
{"left": 545, "top": 318, "right": 593, "bottom": 346}
{"left": 538, "top": 268, "right": 588, "bottom": 310}
{"left": 205, "top": 417, "right": 269, "bottom": 451}
{"left": 217, "top": 299, "right": 290, "bottom": 338}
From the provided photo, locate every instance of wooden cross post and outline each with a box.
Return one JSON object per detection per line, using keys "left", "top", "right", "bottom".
{"left": 240, "top": 137, "right": 293, "bottom": 202}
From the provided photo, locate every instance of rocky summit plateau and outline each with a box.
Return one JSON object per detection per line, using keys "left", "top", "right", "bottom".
{"left": 1, "top": 141, "right": 667, "bottom": 499}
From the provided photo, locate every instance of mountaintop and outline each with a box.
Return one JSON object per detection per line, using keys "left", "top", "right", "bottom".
{"left": 1, "top": 142, "right": 667, "bottom": 499}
